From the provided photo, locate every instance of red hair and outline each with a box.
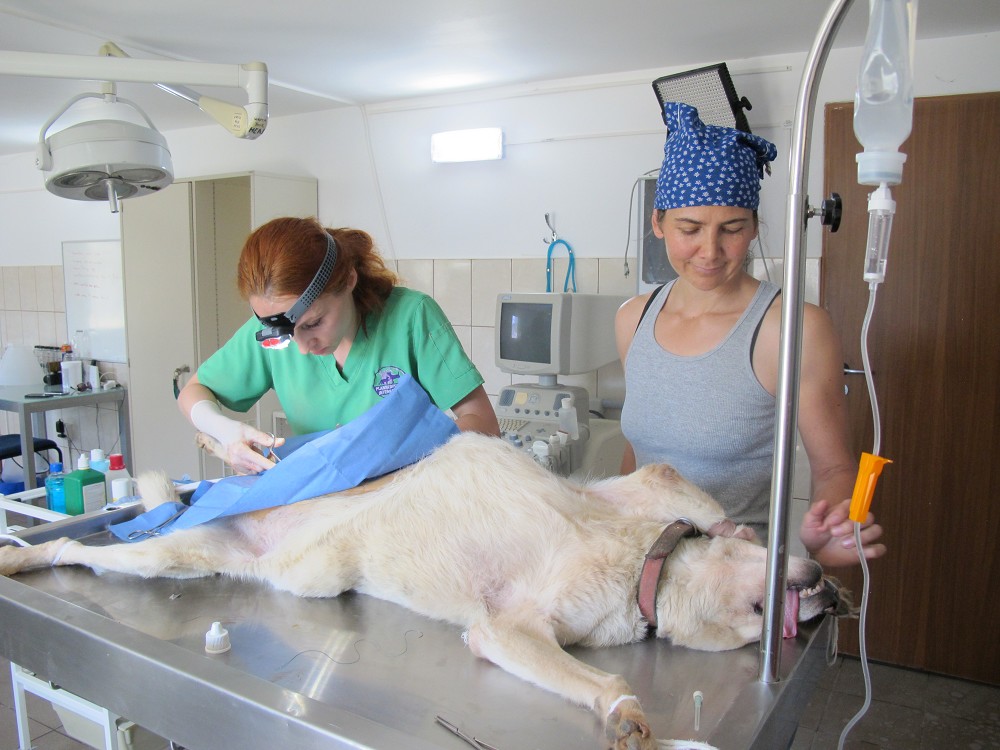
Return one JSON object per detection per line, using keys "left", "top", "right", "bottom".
{"left": 237, "top": 217, "right": 398, "bottom": 321}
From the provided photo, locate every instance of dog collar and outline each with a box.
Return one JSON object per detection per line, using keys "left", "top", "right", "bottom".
{"left": 637, "top": 519, "right": 698, "bottom": 630}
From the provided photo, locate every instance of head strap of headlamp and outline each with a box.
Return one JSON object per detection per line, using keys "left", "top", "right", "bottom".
{"left": 255, "top": 233, "right": 338, "bottom": 347}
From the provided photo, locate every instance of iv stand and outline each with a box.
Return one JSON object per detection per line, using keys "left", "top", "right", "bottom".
{"left": 759, "top": 0, "right": 857, "bottom": 683}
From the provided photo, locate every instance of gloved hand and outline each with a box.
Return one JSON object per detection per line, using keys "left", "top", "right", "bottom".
{"left": 189, "top": 400, "right": 285, "bottom": 475}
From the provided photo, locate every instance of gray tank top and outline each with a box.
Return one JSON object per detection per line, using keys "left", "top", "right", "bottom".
{"left": 621, "top": 280, "right": 781, "bottom": 536}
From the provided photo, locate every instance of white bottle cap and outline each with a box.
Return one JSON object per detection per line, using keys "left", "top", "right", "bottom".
{"left": 90, "top": 448, "right": 105, "bottom": 462}
{"left": 532, "top": 440, "right": 550, "bottom": 457}
{"left": 205, "top": 621, "right": 231, "bottom": 654}
{"left": 77, "top": 454, "right": 90, "bottom": 470}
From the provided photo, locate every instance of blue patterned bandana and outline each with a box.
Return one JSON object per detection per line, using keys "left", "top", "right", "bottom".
{"left": 654, "top": 102, "right": 778, "bottom": 211}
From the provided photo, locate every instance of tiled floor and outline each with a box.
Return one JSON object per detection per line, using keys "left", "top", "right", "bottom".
{"left": 792, "top": 657, "right": 1000, "bottom": 749}
{"left": 1, "top": 653, "right": 997, "bottom": 749}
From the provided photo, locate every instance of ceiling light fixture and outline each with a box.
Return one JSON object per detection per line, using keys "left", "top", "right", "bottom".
{"left": 0, "top": 43, "right": 269, "bottom": 212}
{"left": 431, "top": 127, "right": 504, "bottom": 163}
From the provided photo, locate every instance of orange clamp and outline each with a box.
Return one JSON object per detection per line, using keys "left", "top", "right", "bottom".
{"left": 849, "top": 452, "right": 892, "bottom": 523}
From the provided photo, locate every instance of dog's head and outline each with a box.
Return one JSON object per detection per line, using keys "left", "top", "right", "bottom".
{"left": 656, "top": 535, "right": 848, "bottom": 651}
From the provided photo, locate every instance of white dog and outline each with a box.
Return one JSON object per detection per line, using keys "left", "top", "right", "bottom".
{"left": 0, "top": 433, "right": 842, "bottom": 749}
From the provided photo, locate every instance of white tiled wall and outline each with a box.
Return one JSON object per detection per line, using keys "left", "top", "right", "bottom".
{"left": 0, "top": 265, "right": 128, "bottom": 480}
{"left": 397, "top": 256, "right": 636, "bottom": 416}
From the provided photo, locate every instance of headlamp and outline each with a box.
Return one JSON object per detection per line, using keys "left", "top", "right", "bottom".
{"left": 255, "top": 233, "right": 338, "bottom": 348}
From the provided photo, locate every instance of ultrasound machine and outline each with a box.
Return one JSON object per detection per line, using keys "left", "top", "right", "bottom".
{"left": 494, "top": 292, "right": 628, "bottom": 478}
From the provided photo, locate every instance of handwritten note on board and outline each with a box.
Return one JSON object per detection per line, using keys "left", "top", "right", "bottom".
{"left": 62, "top": 240, "right": 127, "bottom": 363}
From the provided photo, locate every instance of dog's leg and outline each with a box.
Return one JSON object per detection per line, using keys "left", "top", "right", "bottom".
{"left": 0, "top": 527, "right": 241, "bottom": 580}
{"left": 466, "top": 617, "right": 657, "bottom": 750}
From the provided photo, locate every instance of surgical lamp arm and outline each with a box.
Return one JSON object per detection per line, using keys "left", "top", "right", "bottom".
{"left": 0, "top": 47, "right": 268, "bottom": 139}
{"left": 98, "top": 42, "right": 266, "bottom": 139}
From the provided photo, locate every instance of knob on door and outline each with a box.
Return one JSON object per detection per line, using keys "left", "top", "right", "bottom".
{"left": 172, "top": 365, "right": 191, "bottom": 399}
{"left": 843, "top": 362, "right": 865, "bottom": 394}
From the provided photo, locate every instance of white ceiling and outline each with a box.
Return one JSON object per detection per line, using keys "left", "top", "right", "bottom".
{"left": 1, "top": 0, "right": 999, "bottom": 157}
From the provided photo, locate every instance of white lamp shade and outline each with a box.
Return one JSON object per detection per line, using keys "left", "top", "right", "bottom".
{"left": 44, "top": 119, "right": 173, "bottom": 202}
{"left": 0, "top": 345, "right": 42, "bottom": 386}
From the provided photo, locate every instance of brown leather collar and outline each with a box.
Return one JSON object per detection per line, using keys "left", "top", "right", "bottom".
{"left": 637, "top": 520, "right": 698, "bottom": 630}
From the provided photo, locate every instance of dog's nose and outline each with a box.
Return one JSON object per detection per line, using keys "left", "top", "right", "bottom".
{"left": 822, "top": 577, "right": 853, "bottom": 617}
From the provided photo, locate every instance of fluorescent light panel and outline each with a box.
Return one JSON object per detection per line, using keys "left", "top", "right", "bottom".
{"left": 431, "top": 127, "right": 503, "bottom": 163}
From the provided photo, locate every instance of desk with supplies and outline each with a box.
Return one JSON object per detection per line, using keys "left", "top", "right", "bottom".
{"left": 0, "top": 385, "right": 131, "bottom": 490}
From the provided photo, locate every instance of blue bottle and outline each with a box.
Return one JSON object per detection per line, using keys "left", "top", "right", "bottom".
{"left": 45, "top": 462, "right": 67, "bottom": 514}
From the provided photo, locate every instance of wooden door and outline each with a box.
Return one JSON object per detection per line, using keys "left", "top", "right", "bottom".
{"left": 821, "top": 93, "right": 1000, "bottom": 684}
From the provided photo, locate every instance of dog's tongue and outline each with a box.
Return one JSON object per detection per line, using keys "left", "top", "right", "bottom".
{"left": 783, "top": 589, "right": 800, "bottom": 639}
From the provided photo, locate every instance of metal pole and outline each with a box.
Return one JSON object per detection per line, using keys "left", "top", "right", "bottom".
{"left": 759, "top": 0, "right": 857, "bottom": 683}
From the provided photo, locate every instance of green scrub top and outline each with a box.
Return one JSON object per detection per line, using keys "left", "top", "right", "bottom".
{"left": 197, "top": 287, "right": 484, "bottom": 435}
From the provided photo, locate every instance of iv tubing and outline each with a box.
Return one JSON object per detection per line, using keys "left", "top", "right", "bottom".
{"left": 837, "top": 283, "right": 880, "bottom": 750}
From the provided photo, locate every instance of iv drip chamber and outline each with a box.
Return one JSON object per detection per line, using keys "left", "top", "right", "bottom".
{"left": 864, "top": 184, "right": 896, "bottom": 284}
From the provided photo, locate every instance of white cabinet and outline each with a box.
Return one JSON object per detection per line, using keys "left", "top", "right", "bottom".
{"left": 121, "top": 173, "right": 317, "bottom": 480}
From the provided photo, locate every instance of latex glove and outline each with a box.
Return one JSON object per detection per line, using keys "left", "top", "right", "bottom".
{"left": 189, "top": 400, "right": 285, "bottom": 475}
{"left": 800, "top": 498, "right": 886, "bottom": 568}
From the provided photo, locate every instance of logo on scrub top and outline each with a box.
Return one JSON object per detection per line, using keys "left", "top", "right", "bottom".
{"left": 373, "top": 366, "right": 406, "bottom": 397}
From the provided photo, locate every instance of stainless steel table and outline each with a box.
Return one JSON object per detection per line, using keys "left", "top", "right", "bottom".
{"left": 0, "top": 385, "right": 131, "bottom": 489}
{"left": 0, "top": 509, "right": 834, "bottom": 750}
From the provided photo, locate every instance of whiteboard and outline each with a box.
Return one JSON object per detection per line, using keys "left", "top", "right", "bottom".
{"left": 62, "top": 240, "right": 128, "bottom": 363}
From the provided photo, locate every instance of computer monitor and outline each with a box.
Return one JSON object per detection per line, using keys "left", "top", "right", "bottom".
{"left": 495, "top": 293, "right": 627, "bottom": 380}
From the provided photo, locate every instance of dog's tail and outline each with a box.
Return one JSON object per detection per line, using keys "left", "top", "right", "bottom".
{"left": 135, "top": 471, "right": 180, "bottom": 512}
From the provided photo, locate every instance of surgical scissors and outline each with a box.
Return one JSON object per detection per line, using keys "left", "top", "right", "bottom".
{"left": 126, "top": 507, "right": 188, "bottom": 540}
{"left": 435, "top": 715, "right": 500, "bottom": 750}
{"left": 263, "top": 432, "right": 281, "bottom": 463}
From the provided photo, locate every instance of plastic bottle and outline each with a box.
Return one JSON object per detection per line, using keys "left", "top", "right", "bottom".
{"left": 532, "top": 440, "right": 554, "bottom": 471}
{"left": 853, "top": 0, "right": 917, "bottom": 186}
{"left": 558, "top": 397, "right": 579, "bottom": 441}
{"left": 63, "top": 454, "right": 108, "bottom": 515}
{"left": 72, "top": 329, "right": 91, "bottom": 361}
{"left": 89, "top": 448, "right": 110, "bottom": 474}
{"left": 44, "top": 462, "right": 67, "bottom": 514}
{"left": 87, "top": 359, "right": 100, "bottom": 391}
{"left": 104, "top": 453, "right": 134, "bottom": 501}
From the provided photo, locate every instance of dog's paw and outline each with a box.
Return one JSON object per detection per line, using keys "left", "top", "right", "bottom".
{"left": 706, "top": 518, "right": 757, "bottom": 542}
{"left": 195, "top": 431, "right": 228, "bottom": 462}
{"left": 0, "top": 537, "right": 72, "bottom": 575}
{"left": 0, "top": 543, "right": 24, "bottom": 576}
{"left": 605, "top": 700, "right": 657, "bottom": 750}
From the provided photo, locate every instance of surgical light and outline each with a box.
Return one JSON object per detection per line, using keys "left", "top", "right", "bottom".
{"left": 431, "top": 128, "right": 504, "bottom": 163}
{"left": 0, "top": 43, "right": 269, "bottom": 213}
{"left": 38, "top": 93, "right": 173, "bottom": 214}
{"left": 652, "top": 62, "right": 753, "bottom": 132}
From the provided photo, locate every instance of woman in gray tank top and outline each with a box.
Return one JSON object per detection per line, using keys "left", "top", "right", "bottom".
{"left": 616, "top": 102, "right": 884, "bottom": 569}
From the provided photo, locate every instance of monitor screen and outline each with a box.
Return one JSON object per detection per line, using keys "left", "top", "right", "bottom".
{"left": 498, "top": 302, "right": 552, "bottom": 365}
{"left": 495, "top": 292, "right": 628, "bottom": 379}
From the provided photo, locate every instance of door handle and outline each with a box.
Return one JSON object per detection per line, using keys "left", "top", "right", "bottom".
{"left": 172, "top": 365, "right": 191, "bottom": 399}
{"left": 843, "top": 362, "right": 866, "bottom": 375}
